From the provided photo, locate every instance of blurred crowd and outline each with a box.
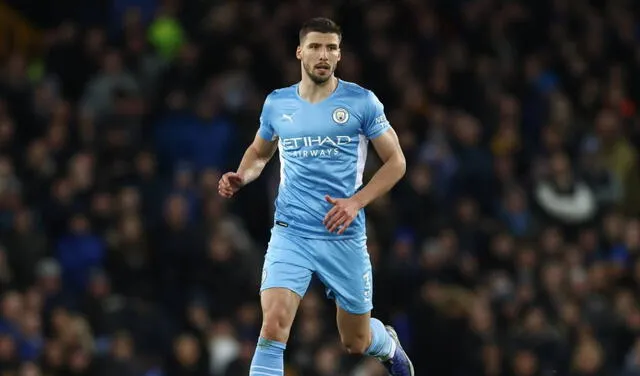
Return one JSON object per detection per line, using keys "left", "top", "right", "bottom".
{"left": 0, "top": 0, "right": 639, "bottom": 375}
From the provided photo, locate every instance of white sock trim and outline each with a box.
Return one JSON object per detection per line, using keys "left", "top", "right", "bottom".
{"left": 385, "top": 337, "right": 397, "bottom": 360}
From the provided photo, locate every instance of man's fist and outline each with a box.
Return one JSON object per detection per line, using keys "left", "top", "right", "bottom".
{"left": 218, "top": 172, "right": 244, "bottom": 198}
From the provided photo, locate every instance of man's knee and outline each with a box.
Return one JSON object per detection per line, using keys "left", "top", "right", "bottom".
{"left": 340, "top": 332, "right": 370, "bottom": 355}
{"left": 260, "top": 288, "right": 300, "bottom": 343}
{"left": 336, "top": 306, "right": 372, "bottom": 355}
{"left": 261, "top": 306, "right": 294, "bottom": 341}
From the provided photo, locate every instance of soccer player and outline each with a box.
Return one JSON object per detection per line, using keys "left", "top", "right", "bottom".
{"left": 218, "top": 17, "right": 414, "bottom": 376}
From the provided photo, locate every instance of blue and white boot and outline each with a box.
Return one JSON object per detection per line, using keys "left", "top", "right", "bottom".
{"left": 382, "top": 326, "right": 415, "bottom": 376}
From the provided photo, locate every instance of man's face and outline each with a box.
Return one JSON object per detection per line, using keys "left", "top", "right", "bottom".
{"left": 297, "top": 32, "right": 341, "bottom": 84}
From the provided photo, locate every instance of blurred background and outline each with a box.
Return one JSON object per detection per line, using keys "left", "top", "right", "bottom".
{"left": 0, "top": 0, "right": 638, "bottom": 375}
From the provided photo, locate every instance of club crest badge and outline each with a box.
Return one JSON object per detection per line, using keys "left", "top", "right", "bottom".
{"left": 332, "top": 108, "right": 349, "bottom": 124}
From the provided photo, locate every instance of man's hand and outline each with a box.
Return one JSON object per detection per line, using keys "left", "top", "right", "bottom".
{"left": 323, "top": 195, "right": 362, "bottom": 234}
{"left": 218, "top": 172, "right": 244, "bottom": 198}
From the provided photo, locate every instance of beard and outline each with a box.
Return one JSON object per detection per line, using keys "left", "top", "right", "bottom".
{"left": 303, "top": 61, "right": 334, "bottom": 84}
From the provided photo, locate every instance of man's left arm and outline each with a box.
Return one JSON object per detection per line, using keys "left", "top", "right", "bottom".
{"left": 324, "top": 91, "right": 406, "bottom": 234}
{"left": 323, "top": 128, "right": 406, "bottom": 233}
{"left": 352, "top": 128, "right": 406, "bottom": 208}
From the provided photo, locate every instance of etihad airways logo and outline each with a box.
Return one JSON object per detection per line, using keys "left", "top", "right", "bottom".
{"left": 280, "top": 135, "right": 352, "bottom": 158}
{"left": 281, "top": 136, "right": 352, "bottom": 150}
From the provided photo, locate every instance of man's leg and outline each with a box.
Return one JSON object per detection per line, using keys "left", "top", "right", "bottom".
{"left": 336, "top": 307, "right": 414, "bottom": 375}
{"left": 314, "top": 237, "right": 414, "bottom": 375}
{"left": 335, "top": 307, "right": 393, "bottom": 358}
{"left": 252, "top": 235, "right": 313, "bottom": 376}
{"left": 250, "top": 288, "right": 300, "bottom": 376}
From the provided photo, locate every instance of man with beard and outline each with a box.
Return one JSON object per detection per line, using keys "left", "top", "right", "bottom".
{"left": 218, "top": 17, "right": 413, "bottom": 376}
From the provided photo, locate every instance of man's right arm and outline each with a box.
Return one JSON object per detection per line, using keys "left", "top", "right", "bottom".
{"left": 235, "top": 133, "right": 279, "bottom": 186}
{"left": 219, "top": 94, "right": 278, "bottom": 198}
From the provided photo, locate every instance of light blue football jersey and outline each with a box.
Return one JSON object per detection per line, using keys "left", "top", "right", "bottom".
{"left": 257, "top": 79, "right": 391, "bottom": 239}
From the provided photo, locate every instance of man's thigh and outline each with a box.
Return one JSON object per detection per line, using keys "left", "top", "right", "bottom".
{"left": 260, "top": 233, "right": 314, "bottom": 299}
{"left": 312, "top": 237, "right": 373, "bottom": 315}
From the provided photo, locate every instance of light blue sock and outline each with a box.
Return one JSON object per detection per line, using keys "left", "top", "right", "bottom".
{"left": 365, "top": 318, "right": 396, "bottom": 361}
{"left": 250, "top": 337, "right": 286, "bottom": 376}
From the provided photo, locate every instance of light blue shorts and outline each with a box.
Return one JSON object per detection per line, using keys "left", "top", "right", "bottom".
{"left": 260, "top": 232, "right": 373, "bottom": 314}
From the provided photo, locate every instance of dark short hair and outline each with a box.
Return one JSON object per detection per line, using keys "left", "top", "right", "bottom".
{"left": 299, "top": 17, "right": 342, "bottom": 43}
